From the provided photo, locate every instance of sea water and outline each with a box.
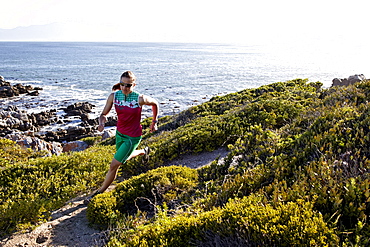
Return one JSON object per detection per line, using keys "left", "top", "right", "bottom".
{"left": 0, "top": 42, "right": 368, "bottom": 120}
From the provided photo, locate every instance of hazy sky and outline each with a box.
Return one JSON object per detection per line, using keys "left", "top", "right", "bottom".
{"left": 1, "top": 0, "right": 368, "bottom": 43}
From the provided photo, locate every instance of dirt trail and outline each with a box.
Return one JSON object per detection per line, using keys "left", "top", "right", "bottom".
{"left": 1, "top": 194, "right": 107, "bottom": 247}
{"left": 0, "top": 148, "right": 228, "bottom": 247}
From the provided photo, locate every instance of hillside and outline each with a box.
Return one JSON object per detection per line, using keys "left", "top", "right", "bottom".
{"left": 1, "top": 78, "right": 369, "bottom": 246}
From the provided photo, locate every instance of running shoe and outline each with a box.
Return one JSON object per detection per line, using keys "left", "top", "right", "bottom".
{"left": 83, "top": 190, "right": 101, "bottom": 205}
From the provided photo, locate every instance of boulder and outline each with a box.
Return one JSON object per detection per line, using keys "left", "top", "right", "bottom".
{"left": 105, "top": 116, "right": 118, "bottom": 127}
{"left": 6, "top": 105, "right": 19, "bottom": 112}
{"left": 62, "top": 140, "right": 89, "bottom": 152}
{"left": 51, "top": 126, "right": 95, "bottom": 142}
{"left": 67, "top": 125, "right": 89, "bottom": 136}
{"left": 348, "top": 74, "right": 366, "bottom": 84}
{"left": 0, "top": 78, "right": 42, "bottom": 98}
{"left": 81, "top": 117, "right": 99, "bottom": 127}
{"left": 332, "top": 74, "right": 366, "bottom": 87}
{"left": 50, "top": 141, "right": 64, "bottom": 155}
{"left": 0, "top": 86, "right": 16, "bottom": 97}
{"left": 0, "top": 76, "right": 98, "bottom": 145}
{"left": 0, "top": 108, "right": 58, "bottom": 137}
{"left": 80, "top": 113, "right": 89, "bottom": 122}
{"left": 31, "top": 110, "right": 58, "bottom": 126}
{"left": 34, "top": 125, "right": 97, "bottom": 143}
{"left": 64, "top": 102, "right": 95, "bottom": 117}
{"left": 4, "top": 133, "right": 63, "bottom": 156}
{"left": 0, "top": 109, "right": 34, "bottom": 133}
{"left": 102, "top": 128, "right": 116, "bottom": 140}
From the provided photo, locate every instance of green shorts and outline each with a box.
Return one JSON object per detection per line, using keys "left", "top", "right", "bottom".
{"left": 114, "top": 131, "right": 142, "bottom": 163}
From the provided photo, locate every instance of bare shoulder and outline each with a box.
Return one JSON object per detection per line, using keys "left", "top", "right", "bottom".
{"left": 105, "top": 92, "right": 116, "bottom": 106}
{"left": 107, "top": 92, "right": 115, "bottom": 101}
{"left": 139, "top": 94, "right": 158, "bottom": 106}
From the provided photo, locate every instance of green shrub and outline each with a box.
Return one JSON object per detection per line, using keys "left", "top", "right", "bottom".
{"left": 125, "top": 79, "right": 320, "bottom": 176}
{"left": 3, "top": 79, "right": 370, "bottom": 245}
{"left": 104, "top": 79, "right": 369, "bottom": 245}
{"left": 87, "top": 166, "right": 198, "bottom": 227}
{"left": 0, "top": 138, "right": 46, "bottom": 166}
{"left": 107, "top": 196, "right": 338, "bottom": 246}
{"left": 80, "top": 136, "right": 102, "bottom": 146}
{"left": 0, "top": 145, "right": 113, "bottom": 235}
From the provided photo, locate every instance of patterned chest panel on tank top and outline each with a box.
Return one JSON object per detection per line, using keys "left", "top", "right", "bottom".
{"left": 114, "top": 91, "right": 140, "bottom": 108}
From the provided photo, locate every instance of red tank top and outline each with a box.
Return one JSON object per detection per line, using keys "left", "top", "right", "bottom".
{"left": 114, "top": 91, "right": 142, "bottom": 137}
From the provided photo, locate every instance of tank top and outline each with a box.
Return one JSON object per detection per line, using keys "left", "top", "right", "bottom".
{"left": 114, "top": 90, "right": 142, "bottom": 137}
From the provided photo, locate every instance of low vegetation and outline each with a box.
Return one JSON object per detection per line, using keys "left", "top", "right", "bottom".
{"left": 1, "top": 79, "right": 369, "bottom": 246}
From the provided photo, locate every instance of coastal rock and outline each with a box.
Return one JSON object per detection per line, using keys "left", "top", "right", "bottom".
{"left": 0, "top": 86, "right": 14, "bottom": 97}
{"left": 0, "top": 78, "right": 42, "bottom": 98}
{"left": 80, "top": 115, "right": 117, "bottom": 129}
{"left": 54, "top": 126, "right": 95, "bottom": 142}
{"left": 332, "top": 74, "right": 366, "bottom": 87}
{"left": 62, "top": 140, "right": 89, "bottom": 152}
{"left": 0, "top": 107, "right": 58, "bottom": 137}
{"left": 64, "top": 102, "right": 95, "bottom": 117}
{"left": 31, "top": 110, "right": 58, "bottom": 127}
{"left": 80, "top": 113, "right": 89, "bottom": 122}
{"left": 81, "top": 117, "right": 98, "bottom": 127}
{"left": 66, "top": 125, "right": 90, "bottom": 137}
{"left": 0, "top": 109, "right": 34, "bottom": 134}
{"left": 105, "top": 116, "right": 118, "bottom": 127}
{"left": 102, "top": 128, "right": 115, "bottom": 140}
{"left": 5, "top": 133, "right": 63, "bottom": 156}
{"left": 34, "top": 125, "right": 98, "bottom": 143}
{"left": 50, "top": 142, "right": 64, "bottom": 155}
{"left": 0, "top": 77, "right": 99, "bottom": 145}
{"left": 0, "top": 79, "right": 56, "bottom": 138}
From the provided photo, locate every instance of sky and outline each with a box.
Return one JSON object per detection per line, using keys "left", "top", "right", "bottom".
{"left": 0, "top": 0, "right": 368, "bottom": 44}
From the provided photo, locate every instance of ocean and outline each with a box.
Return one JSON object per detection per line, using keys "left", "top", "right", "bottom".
{"left": 0, "top": 42, "right": 368, "bottom": 121}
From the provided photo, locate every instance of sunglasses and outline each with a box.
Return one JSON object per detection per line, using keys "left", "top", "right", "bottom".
{"left": 120, "top": 82, "right": 133, "bottom": 88}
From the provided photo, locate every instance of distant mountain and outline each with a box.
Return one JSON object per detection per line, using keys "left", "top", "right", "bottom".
{"left": 0, "top": 22, "right": 135, "bottom": 42}
{"left": 0, "top": 23, "right": 69, "bottom": 41}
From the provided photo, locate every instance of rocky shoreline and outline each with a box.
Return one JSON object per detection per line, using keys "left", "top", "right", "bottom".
{"left": 0, "top": 76, "right": 117, "bottom": 155}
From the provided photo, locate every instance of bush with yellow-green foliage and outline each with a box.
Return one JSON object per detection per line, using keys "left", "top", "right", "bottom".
{"left": 0, "top": 142, "right": 114, "bottom": 235}
{"left": 87, "top": 166, "right": 198, "bottom": 227}
{"left": 2, "top": 78, "right": 370, "bottom": 246}
{"left": 107, "top": 196, "right": 338, "bottom": 247}
{"left": 88, "top": 79, "right": 368, "bottom": 246}
{"left": 125, "top": 79, "right": 321, "bottom": 175}
{"left": 0, "top": 138, "right": 47, "bottom": 167}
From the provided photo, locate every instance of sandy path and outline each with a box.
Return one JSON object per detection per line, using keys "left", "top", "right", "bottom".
{"left": 1, "top": 194, "right": 107, "bottom": 247}
{"left": 0, "top": 148, "right": 228, "bottom": 247}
